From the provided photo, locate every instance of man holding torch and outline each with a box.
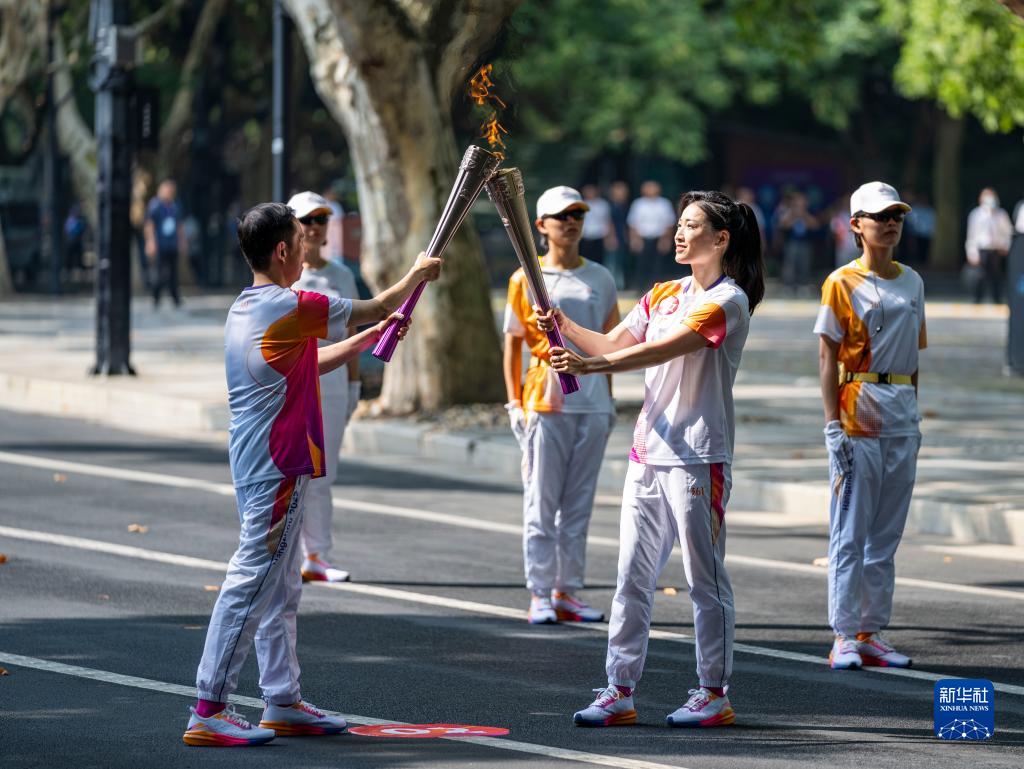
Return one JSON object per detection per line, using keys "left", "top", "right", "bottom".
{"left": 184, "top": 202, "right": 439, "bottom": 746}
{"left": 503, "top": 185, "right": 620, "bottom": 625}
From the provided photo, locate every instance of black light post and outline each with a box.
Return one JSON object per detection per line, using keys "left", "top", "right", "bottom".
{"left": 90, "top": 0, "right": 135, "bottom": 375}
{"left": 272, "top": 0, "right": 290, "bottom": 202}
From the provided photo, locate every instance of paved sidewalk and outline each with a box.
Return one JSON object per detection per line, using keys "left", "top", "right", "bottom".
{"left": 0, "top": 291, "right": 1021, "bottom": 545}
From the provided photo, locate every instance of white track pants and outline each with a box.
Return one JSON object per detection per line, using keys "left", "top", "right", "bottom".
{"left": 521, "top": 411, "right": 613, "bottom": 594}
{"left": 606, "top": 461, "right": 734, "bottom": 689}
{"left": 196, "top": 475, "right": 308, "bottom": 705}
{"left": 301, "top": 383, "right": 349, "bottom": 558}
{"left": 828, "top": 435, "right": 919, "bottom": 636}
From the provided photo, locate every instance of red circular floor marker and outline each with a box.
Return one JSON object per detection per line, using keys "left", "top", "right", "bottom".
{"left": 349, "top": 724, "right": 509, "bottom": 739}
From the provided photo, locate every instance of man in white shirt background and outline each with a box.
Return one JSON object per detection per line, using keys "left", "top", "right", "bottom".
{"left": 579, "top": 184, "right": 614, "bottom": 266}
{"left": 965, "top": 187, "right": 1013, "bottom": 304}
{"left": 627, "top": 180, "right": 678, "bottom": 289}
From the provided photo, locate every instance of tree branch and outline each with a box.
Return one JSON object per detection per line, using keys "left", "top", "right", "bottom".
{"left": 998, "top": 0, "right": 1024, "bottom": 22}
{"left": 129, "top": 0, "right": 188, "bottom": 39}
{"left": 157, "top": 0, "right": 231, "bottom": 174}
{"left": 0, "top": 1, "right": 46, "bottom": 115}
{"left": 53, "top": 26, "right": 97, "bottom": 228}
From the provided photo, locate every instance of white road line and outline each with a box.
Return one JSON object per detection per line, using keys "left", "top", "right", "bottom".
{"left": 0, "top": 652, "right": 685, "bottom": 769}
{"left": 3, "top": 524, "right": 1023, "bottom": 698}
{"left": 1, "top": 449, "right": 1021, "bottom": 603}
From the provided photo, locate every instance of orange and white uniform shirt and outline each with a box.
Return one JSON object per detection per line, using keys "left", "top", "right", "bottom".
{"left": 813, "top": 259, "right": 926, "bottom": 438}
{"left": 503, "top": 260, "right": 619, "bottom": 415}
{"left": 504, "top": 260, "right": 619, "bottom": 597}
{"left": 622, "top": 276, "right": 751, "bottom": 465}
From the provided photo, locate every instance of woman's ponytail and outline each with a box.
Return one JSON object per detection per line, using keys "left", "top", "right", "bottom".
{"left": 727, "top": 202, "right": 765, "bottom": 314}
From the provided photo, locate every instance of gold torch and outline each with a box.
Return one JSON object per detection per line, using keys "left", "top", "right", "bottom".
{"left": 486, "top": 168, "right": 580, "bottom": 395}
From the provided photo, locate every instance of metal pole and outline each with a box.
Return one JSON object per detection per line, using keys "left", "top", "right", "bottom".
{"left": 45, "top": 3, "right": 62, "bottom": 295}
{"left": 272, "top": 0, "right": 290, "bottom": 202}
{"left": 91, "top": 0, "right": 135, "bottom": 375}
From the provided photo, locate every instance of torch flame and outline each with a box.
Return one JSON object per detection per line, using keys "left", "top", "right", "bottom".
{"left": 469, "top": 64, "right": 506, "bottom": 109}
{"left": 481, "top": 113, "right": 508, "bottom": 159}
{"left": 469, "top": 64, "right": 508, "bottom": 160}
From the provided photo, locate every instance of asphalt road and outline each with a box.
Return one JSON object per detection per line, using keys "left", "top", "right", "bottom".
{"left": 0, "top": 408, "right": 1022, "bottom": 769}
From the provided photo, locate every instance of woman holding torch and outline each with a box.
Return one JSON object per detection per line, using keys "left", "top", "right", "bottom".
{"left": 538, "top": 191, "right": 764, "bottom": 728}
{"left": 504, "top": 186, "right": 620, "bottom": 625}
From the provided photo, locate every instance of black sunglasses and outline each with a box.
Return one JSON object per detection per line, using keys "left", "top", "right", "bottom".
{"left": 544, "top": 210, "right": 586, "bottom": 222}
{"left": 299, "top": 214, "right": 329, "bottom": 226}
{"left": 855, "top": 209, "right": 905, "bottom": 223}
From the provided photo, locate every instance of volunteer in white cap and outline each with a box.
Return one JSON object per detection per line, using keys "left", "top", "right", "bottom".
{"left": 288, "top": 191, "right": 360, "bottom": 583}
{"left": 814, "top": 181, "right": 926, "bottom": 670}
{"left": 503, "top": 185, "right": 620, "bottom": 625}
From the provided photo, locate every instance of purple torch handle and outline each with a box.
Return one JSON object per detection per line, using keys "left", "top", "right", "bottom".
{"left": 371, "top": 282, "right": 424, "bottom": 362}
{"left": 372, "top": 145, "right": 502, "bottom": 363}
{"left": 545, "top": 324, "right": 581, "bottom": 395}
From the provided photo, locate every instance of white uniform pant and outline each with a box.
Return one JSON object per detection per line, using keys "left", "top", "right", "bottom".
{"left": 828, "top": 435, "right": 919, "bottom": 636}
{"left": 301, "top": 383, "right": 349, "bottom": 558}
{"left": 606, "top": 461, "right": 734, "bottom": 689}
{"left": 196, "top": 475, "right": 309, "bottom": 705}
{"left": 521, "top": 411, "right": 613, "bottom": 594}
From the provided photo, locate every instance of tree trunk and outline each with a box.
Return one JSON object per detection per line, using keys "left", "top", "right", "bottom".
{"left": 900, "top": 101, "right": 932, "bottom": 194}
{"left": 930, "top": 111, "right": 965, "bottom": 270}
{"left": 157, "top": 0, "right": 231, "bottom": 178}
{"left": 53, "top": 28, "right": 98, "bottom": 229}
{"left": 285, "top": 0, "right": 520, "bottom": 412}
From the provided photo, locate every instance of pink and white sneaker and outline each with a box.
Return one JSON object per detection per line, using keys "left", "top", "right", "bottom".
{"left": 856, "top": 633, "right": 912, "bottom": 668}
{"left": 301, "top": 554, "right": 351, "bottom": 583}
{"left": 829, "top": 635, "right": 863, "bottom": 669}
{"left": 259, "top": 700, "right": 348, "bottom": 736}
{"left": 183, "top": 706, "right": 276, "bottom": 747}
{"left": 573, "top": 685, "right": 637, "bottom": 727}
{"left": 528, "top": 595, "right": 558, "bottom": 624}
{"left": 552, "top": 591, "right": 605, "bottom": 622}
{"left": 666, "top": 688, "right": 735, "bottom": 727}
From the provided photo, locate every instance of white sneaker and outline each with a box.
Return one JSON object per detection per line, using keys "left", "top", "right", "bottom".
{"left": 857, "top": 633, "right": 912, "bottom": 668}
{"left": 573, "top": 685, "right": 637, "bottom": 727}
{"left": 183, "top": 706, "right": 276, "bottom": 747}
{"left": 301, "top": 554, "right": 351, "bottom": 583}
{"left": 666, "top": 687, "right": 735, "bottom": 727}
{"left": 829, "top": 635, "right": 863, "bottom": 669}
{"left": 528, "top": 595, "right": 558, "bottom": 624}
{"left": 551, "top": 591, "right": 605, "bottom": 622}
{"left": 259, "top": 700, "right": 348, "bottom": 736}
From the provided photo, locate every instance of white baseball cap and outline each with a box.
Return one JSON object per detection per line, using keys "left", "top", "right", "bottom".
{"left": 536, "top": 186, "right": 589, "bottom": 219}
{"left": 287, "top": 191, "right": 333, "bottom": 219}
{"left": 849, "top": 182, "right": 911, "bottom": 217}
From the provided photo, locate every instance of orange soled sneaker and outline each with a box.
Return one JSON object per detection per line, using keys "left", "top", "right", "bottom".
{"left": 183, "top": 706, "right": 276, "bottom": 747}
{"left": 573, "top": 685, "right": 637, "bottom": 727}
{"left": 259, "top": 700, "right": 348, "bottom": 736}
{"left": 301, "top": 554, "right": 351, "bottom": 583}
{"left": 666, "top": 688, "right": 735, "bottom": 728}
{"left": 551, "top": 591, "right": 605, "bottom": 622}
{"left": 856, "top": 632, "right": 912, "bottom": 668}
{"left": 829, "top": 635, "right": 863, "bottom": 670}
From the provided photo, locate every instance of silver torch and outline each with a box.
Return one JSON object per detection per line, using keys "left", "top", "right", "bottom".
{"left": 373, "top": 145, "right": 503, "bottom": 362}
{"left": 486, "top": 168, "right": 580, "bottom": 395}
